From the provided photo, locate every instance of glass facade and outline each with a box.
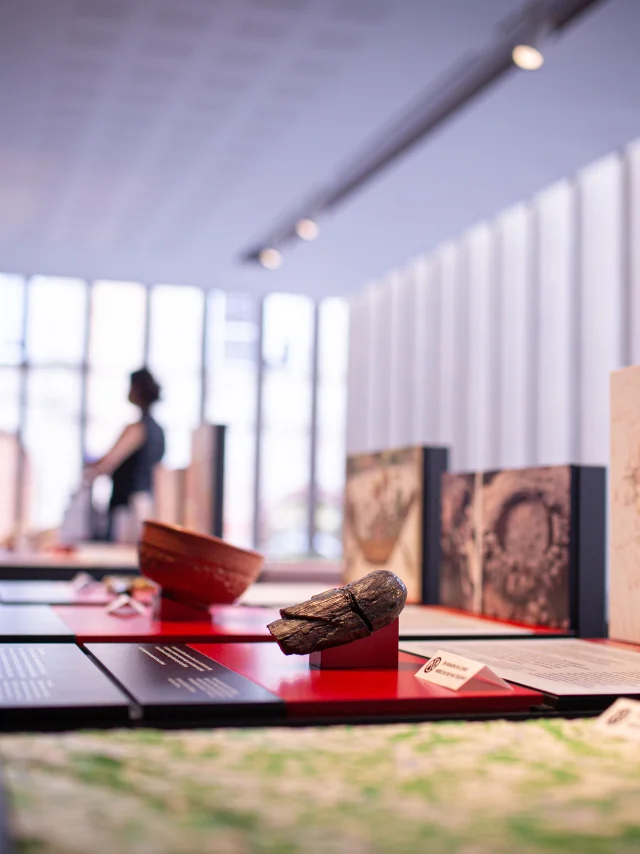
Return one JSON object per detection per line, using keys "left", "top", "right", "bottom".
{"left": 259, "top": 293, "right": 314, "bottom": 557}
{"left": 0, "top": 275, "right": 348, "bottom": 555}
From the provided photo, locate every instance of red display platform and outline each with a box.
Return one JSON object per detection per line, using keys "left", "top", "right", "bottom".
{"left": 188, "top": 642, "right": 544, "bottom": 721}
{"left": 53, "top": 604, "right": 278, "bottom": 643}
{"left": 309, "top": 619, "right": 399, "bottom": 669}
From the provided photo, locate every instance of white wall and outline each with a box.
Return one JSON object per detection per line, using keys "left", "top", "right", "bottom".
{"left": 347, "top": 147, "right": 630, "bottom": 470}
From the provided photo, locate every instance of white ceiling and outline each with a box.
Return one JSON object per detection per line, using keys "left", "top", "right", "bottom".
{"left": 0, "top": 0, "right": 638, "bottom": 298}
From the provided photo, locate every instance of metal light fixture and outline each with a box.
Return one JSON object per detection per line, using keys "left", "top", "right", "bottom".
{"left": 240, "top": 0, "right": 604, "bottom": 267}
{"left": 512, "top": 43, "right": 545, "bottom": 70}
{"left": 258, "top": 248, "right": 283, "bottom": 270}
{"left": 295, "top": 218, "right": 320, "bottom": 241}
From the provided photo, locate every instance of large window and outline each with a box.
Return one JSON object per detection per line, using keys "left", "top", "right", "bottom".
{"left": 149, "top": 285, "right": 204, "bottom": 469}
{"left": 26, "top": 277, "right": 86, "bottom": 365}
{"left": 315, "top": 298, "right": 349, "bottom": 557}
{"left": 205, "top": 291, "right": 258, "bottom": 549}
{"left": 23, "top": 277, "right": 86, "bottom": 530}
{"left": 24, "top": 369, "right": 82, "bottom": 530}
{"left": 0, "top": 369, "right": 20, "bottom": 433}
{"left": 260, "top": 293, "right": 314, "bottom": 556}
{"left": 0, "top": 273, "right": 348, "bottom": 557}
{"left": 0, "top": 275, "right": 24, "bottom": 365}
{"left": 86, "top": 280, "right": 147, "bottom": 462}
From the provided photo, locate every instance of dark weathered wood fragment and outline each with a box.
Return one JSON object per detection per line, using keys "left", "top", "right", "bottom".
{"left": 267, "top": 570, "right": 407, "bottom": 655}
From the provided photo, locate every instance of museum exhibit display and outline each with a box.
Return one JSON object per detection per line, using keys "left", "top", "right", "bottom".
{"left": 0, "top": 574, "right": 156, "bottom": 606}
{"left": 0, "top": 643, "right": 129, "bottom": 727}
{"left": 183, "top": 424, "right": 226, "bottom": 538}
{"left": 401, "top": 638, "right": 640, "bottom": 712}
{"left": 0, "top": 605, "right": 75, "bottom": 642}
{"left": 85, "top": 643, "right": 284, "bottom": 726}
{"left": 609, "top": 365, "right": 640, "bottom": 645}
{"left": 84, "top": 641, "right": 543, "bottom": 725}
{"left": 440, "top": 465, "right": 606, "bottom": 636}
{"left": 0, "top": 580, "right": 113, "bottom": 605}
{"left": 50, "top": 603, "right": 278, "bottom": 644}
{"left": 398, "top": 604, "right": 541, "bottom": 638}
{"left": 343, "top": 446, "right": 448, "bottom": 603}
{"left": 2, "top": 0, "right": 638, "bottom": 848}
{"left": 267, "top": 569, "right": 407, "bottom": 655}
{"left": 139, "top": 520, "right": 264, "bottom": 619}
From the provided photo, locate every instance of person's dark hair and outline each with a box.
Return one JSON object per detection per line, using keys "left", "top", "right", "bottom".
{"left": 130, "top": 368, "right": 161, "bottom": 409}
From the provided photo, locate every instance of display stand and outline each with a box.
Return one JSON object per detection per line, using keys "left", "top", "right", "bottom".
{"left": 309, "top": 619, "right": 399, "bottom": 670}
{"left": 151, "top": 591, "right": 211, "bottom": 622}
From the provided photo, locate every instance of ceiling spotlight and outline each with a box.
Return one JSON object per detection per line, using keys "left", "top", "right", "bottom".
{"left": 512, "top": 43, "right": 544, "bottom": 71}
{"left": 258, "top": 248, "right": 283, "bottom": 270}
{"left": 295, "top": 218, "right": 319, "bottom": 241}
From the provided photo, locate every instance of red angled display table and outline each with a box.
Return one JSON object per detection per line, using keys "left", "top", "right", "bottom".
{"left": 54, "top": 604, "right": 278, "bottom": 643}
{"left": 187, "top": 642, "right": 544, "bottom": 721}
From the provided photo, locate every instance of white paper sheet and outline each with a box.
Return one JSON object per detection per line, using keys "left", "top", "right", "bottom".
{"left": 400, "top": 638, "right": 640, "bottom": 696}
{"left": 399, "top": 606, "right": 533, "bottom": 637}
{"left": 238, "top": 583, "right": 328, "bottom": 608}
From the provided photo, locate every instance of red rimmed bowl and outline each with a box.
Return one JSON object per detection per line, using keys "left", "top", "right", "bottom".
{"left": 138, "top": 521, "right": 264, "bottom": 606}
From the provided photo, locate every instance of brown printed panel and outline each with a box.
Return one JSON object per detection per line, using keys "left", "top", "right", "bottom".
{"left": 481, "top": 466, "right": 571, "bottom": 630}
{"left": 439, "top": 472, "right": 481, "bottom": 613}
{"left": 343, "top": 447, "right": 424, "bottom": 602}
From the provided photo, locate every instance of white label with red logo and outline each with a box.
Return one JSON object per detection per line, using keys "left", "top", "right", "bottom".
{"left": 415, "top": 649, "right": 512, "bottom": 692}
{"left": 593, "top": 698, "right": 640, "bottom": 741}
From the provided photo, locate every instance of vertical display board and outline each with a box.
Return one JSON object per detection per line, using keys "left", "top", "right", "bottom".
{"left": 342, "top": 446, "right": 448, "bottom": 603}
{"left": 153, "top": 465, "right": 187, "bottom": 527}
{"left": 440, "top": 465, "right": 605, "bottom": 636}
{"left": 183, "top": 423, "right": 226, "bottom": 538}
{"left": 610, "top": 365, "right": 640, "bottom": 644}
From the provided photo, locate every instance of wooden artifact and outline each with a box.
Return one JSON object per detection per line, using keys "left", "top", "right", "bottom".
{"left": 267, "top": 569, "right": 407, "bottom": 655}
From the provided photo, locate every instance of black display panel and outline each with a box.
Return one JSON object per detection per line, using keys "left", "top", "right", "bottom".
{"left": 0, "top": 644, "right": 130, "bottom": 728}
{"left": 86, "top": 643, "right": 285, "bottom": 725}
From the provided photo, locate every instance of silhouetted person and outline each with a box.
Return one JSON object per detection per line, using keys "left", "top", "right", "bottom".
{"left": 85, "top": 368, "right": 165, "bottom": 543}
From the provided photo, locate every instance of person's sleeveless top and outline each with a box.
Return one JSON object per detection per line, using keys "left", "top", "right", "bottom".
{"left": 109, "top": 412, "right": 165, "bottom": 510}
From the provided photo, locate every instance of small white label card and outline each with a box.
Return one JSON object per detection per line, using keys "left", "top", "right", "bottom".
{"left": 70, "top": 571, "right": 93, "bottom": 591}
{"left": 415, "top": 649, "right": 512, "bottom": 692}
{"left": 593, "top": 698, "right": 640, "bottom": 741}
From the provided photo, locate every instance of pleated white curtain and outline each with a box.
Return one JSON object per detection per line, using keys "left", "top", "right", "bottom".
{"left": 347, "top": 145, "right": 635, "bottom": 470}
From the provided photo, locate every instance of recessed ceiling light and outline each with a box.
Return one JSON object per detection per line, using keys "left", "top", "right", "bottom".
{"left": 512, "top": 44, "right": 544, "bottom": 71}
{"left": 295, "top": 218, "right": 319, "bottom": 241}
{"left": 259, "top": 247, "right": 283, "bottom": 269}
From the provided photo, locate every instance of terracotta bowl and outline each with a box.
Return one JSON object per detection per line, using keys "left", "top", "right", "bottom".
{"left": 138, "top": 521, "right": 265, "bottom": 607}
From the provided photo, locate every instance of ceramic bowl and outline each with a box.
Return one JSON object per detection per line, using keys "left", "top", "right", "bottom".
{"left": 138, "top": 521, "right": 264, "bottom": 606}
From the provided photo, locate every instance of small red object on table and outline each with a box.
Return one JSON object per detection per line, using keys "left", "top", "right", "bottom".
{"left": 309, "top": 618, "right": 399, "bottom": 670}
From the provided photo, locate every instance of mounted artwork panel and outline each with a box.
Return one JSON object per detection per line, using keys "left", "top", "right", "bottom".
{"left": 609, "top": 365, "right": 640, "bottom": 644}
{"left": 440, "top": 472, "right": 482, "bottom": 613}
{"left": 183, "top": 423, "right": 226, "bottom": 538}
{"left": 342, "top": 446, "right": 448, "bottom": 604}
{"left": 440, "top": 465, "right": 605, "bottom": 636}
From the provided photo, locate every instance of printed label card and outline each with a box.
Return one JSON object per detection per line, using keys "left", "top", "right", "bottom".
{"left": 593, "top": 698, "right": 640, "bottom": 742}
{"left": 415, "top": 649, "right": 512, "bottom": 692}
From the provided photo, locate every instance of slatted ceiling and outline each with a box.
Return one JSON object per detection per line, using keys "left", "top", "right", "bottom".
{"left": 249, "top": 0, "right": 310, "bottom": 11}
{"left": 311, "top": 29, "right": 364, "bottom": 52}
{"left": 153, "top": 5, "right": 212, "bottom": 31}
{"left": 333, "top": 0, "right": 392, "bottom": 25}
{"left": 274, "top": 82, "right": 317, "bottom": 101}
{"left": 7, "top": 0, "right": 622, "bottom": 296}
{"left": 218, "top": 46, "right": 272, "bottom": 70}
{"left": 73, "top": 0, "right": 131, "bottom": 20}
{"left": 67, "top": 27, "right": 122, "bottom": 50}
{"left": 236, "top": 18, "right": 290, "bottom": 42}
